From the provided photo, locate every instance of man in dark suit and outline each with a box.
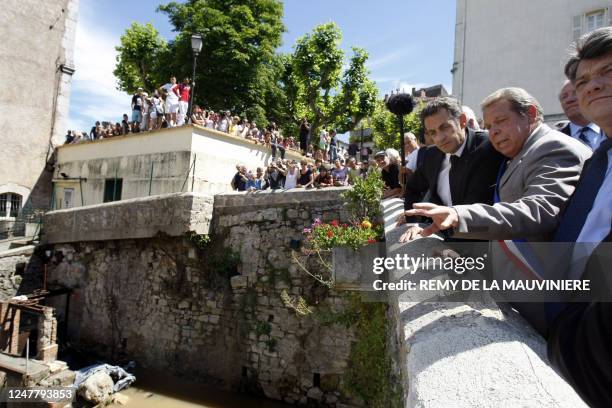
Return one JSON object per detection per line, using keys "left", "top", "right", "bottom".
{"left": 397, "top": 97, "right": 505, "bottom": 242}
{"left": 557, "top": 79, "right": 605, "bottom": 151}
{"left": 547, "top": 27, "right": 612, "bottom": 408}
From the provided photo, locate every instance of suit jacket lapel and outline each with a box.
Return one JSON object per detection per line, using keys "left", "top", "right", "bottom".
{"left": 449, "top": 128, "right": 473, "bottom": 203}
{"left": 499, "top": 124, "right": 549, "bottom": 188}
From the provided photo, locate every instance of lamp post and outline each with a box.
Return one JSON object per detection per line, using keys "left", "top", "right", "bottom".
{"left": 188, "top": 34, "right": 203, "bottom": 124}
{"left": 360, "top": 123, "right": 364, "bottom": 151}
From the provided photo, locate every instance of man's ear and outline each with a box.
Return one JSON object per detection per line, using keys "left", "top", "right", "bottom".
{"left": 459, "top": 113, "right": 468, "bottom": 129}
{"left": 526, "top": 105, "right": 538, "bottom": 124}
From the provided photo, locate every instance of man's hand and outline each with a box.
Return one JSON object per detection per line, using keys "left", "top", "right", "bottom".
{"left": 403, "top": 203, "right": 459, "bottom": 237}
{"left": 399, "top": 225, "right": 424, "bottom": 243}
{"left": 395, "top": 214, "right": 407, "bottom": 226}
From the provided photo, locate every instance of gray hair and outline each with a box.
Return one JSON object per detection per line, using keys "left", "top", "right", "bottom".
{"left": 481, "top": 87, "right": 544, "bottom": 123}
{"left": 462, "top": 105, "right": 480, "bottom": 129}
{"left": 404, "top": 132, "right": 417, "bottom": 142}
{"left": 565, "top": 27, "right": 612, "bottom": 80}
{"left": 385, "top": 148, "right": 401, "bottom": 164}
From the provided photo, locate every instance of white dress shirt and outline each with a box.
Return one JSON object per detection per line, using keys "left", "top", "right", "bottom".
{"left": 569, "top": 147, "right": 612, "bottom": 278}
{"left": 405, "top": 148, "right": 420, "bottom": 171}
{"left": 569, "top": 122, "right": 605, "bottom": 151}
{"left": 436, "top": 137, "right": 467, "bottom": 206}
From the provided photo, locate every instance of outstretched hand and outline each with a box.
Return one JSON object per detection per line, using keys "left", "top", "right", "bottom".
{"left": 403, "top": 203, "right": 459, "bottom": 237}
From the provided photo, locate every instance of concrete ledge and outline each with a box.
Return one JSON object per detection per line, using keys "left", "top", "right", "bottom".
{"left": 382, "top": 198, "right": 587, "bottom": 407}
{"left": 214, "top": 187, "right": 350, "bottom": 209}
{"left": 0, "top": 245, "right": 35, "bottom": 259}
{"left": 43, "top": 192, "right": 214, "bottom": 244}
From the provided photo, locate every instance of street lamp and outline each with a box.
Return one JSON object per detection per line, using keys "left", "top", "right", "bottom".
{"left": 188, "top": 34, "right": 203, "bottom": 124}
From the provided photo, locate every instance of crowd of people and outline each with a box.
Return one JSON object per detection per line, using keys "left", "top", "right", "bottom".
{"left": 370, "top": 27, "right": 611, "bottom": 408}
{"left": 230, "top": 156, "right": 376, "bottom": 191}
{"left": 63, "top": 77, "right": 355, "bottom": 164}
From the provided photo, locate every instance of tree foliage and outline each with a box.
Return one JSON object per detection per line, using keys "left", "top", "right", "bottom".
{"left": 114, "top": 22, "right": 169, "bottom": 93}
{"left": 283, "top": 23, "right": 377, "bottom": 139}
{"left": 155, "top": 0, "right": 285, "bottom": 125}
{"left": 113, "top": 4, "right": 377, "bottom": 135}
{"left": 371, "top": 99, "right": 424, "bottom": 150}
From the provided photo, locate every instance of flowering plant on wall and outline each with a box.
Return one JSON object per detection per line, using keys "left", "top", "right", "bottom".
{"left": 304, "top": 218, "right": 382, "bottom": 251}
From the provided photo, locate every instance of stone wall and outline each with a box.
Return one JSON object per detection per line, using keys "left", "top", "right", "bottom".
{"left": 47, "top": 188, "right": 374, "bottom": 406}
{"left": 382, "top": 198, "right": 588, "bottom": 408}
{"left": 0, "top": 246, "right": 44, "bottom": 301}
{"left": 44, "top": 193, "right": 214, "bottom": 244}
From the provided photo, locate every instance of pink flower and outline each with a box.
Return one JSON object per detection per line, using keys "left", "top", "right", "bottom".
{"left": 303, "top": 227, "right": 312, "bottom": 234}
{"left": 313, "top": 218, "right": 322, "bottom": 226}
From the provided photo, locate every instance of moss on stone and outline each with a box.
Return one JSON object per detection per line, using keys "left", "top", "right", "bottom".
{"left": 344, "top": 301, "right": 402, "bottom": 408}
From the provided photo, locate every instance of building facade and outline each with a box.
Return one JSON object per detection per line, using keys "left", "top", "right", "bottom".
{"left": 0, "top": 0, "right": 79, "bottom": 238}
{"left": 452, "top": 0, "right": 612, "bottom": 122}
{"left": 52, "top": 125, "right": 307, "bottom": 209}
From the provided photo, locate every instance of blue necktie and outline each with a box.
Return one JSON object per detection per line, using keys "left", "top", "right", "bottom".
{"left": 554, "top": 138, "right": 612, "bottom": 242}
{"left": 577, "top": 127, "right": 593, "bottom": 150}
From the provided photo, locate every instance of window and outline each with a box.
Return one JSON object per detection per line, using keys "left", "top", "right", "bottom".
{"left": 63, "top": 188, "right": 74, "bottom": 208}
{"left": 0, "top": 194, "right": 6, "bottom": 217}
{"left": 10, "top": 194, "right": 21, "bottom": 217}
{"left": 0, "top": 193, "right": 22, "bottom": 218}
{"left": 103, "top": 179, "right": 123, "bottom": 203}
{"left": 586, "top": 10, "right": 605, "bottom": 32}
{"left": 574, "top": 9, "right": 609, "bottom": 39}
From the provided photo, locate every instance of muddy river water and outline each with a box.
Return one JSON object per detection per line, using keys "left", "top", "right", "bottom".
{"left": 108, "top": 368, "right": 290, "bottom": 408}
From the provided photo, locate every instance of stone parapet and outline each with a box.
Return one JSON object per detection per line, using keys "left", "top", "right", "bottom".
{"left": 382, "top": 198, "right": 587, "bottom": 408}
{"left": 214, "top": 187, "right": 349, "bottom": 210}
{"left": 43, "top": 192, "right": 214, "bottom": 244}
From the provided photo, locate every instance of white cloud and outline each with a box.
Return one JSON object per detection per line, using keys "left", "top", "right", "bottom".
{"left": 68, "top": 16, "right": 130, "bottom": 129}
{"left": 366, "top": 46, "right": 417, "bottom": 70}
{"left": 375, "top": 81, "right": 429, "bottom": 96}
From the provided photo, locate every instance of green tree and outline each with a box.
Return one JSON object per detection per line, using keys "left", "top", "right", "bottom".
{"left": 287, "top": 23, "right": 377, "bottom": 140}
{"left": 371, "top": 99, "right": 424, "bottom": 150}
{"left": 155, "top": 0, "right": 285, "bottom": 125}
{"left": 114, "top": 22, "right": 169, "bottom": 93}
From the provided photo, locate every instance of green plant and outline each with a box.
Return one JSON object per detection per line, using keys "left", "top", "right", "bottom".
{"left": 304, "top": 219, "right": 382, "bottom": 251}
{"left": 187, "top": 231, "right": 210, "bottom": 249}
{"left": 254, "top": 320, "right": 272, "bottom": 338}
{"left": 281, "top": 290, "right": 313, "bottom": 316}
{"left": 341, "top": 171, "right": 385, "bottom": 222}
{"left": 345, "top": 302, "right": 402, "bottom": 408}
{"left": 265, "top": 338, "right": 278, "bottom": 352}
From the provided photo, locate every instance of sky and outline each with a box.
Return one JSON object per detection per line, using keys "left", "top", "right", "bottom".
{"left": 67, "top": 0, "right": 456, "bottom": 134}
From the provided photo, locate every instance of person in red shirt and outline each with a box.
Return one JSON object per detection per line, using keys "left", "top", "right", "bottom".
{"left": 174, "top": 77, "right": 191, "bottom": 126}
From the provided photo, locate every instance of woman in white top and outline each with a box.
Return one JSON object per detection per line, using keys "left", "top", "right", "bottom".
{"left": 284, "top": 161, "right": 299, "bottom": 189}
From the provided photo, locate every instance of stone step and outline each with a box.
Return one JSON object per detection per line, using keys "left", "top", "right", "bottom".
{"left": 47, "top": 360, "right": 69, "bottom": 375}
{"left": 39, "top": 368, "right": 75, "bottom": 387}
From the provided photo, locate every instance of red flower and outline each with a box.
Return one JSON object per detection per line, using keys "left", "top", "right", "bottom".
{"left": 367, "top": 238, "right": 376, "bottom": 244}
{"left": 330, "top": 220, "right": 339, "bottom": 227}
{"left": 327, "top": 230, "right": 334, "bottom": 238}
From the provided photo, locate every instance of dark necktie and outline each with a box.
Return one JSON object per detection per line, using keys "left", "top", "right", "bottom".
{"left": 578, "top": 127, "right": 594, "bottom": 150}
{"left": 554, "top": 138, "right": 612, "bottom": 242}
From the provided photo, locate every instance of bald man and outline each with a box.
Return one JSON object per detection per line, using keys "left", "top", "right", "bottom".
{"left": 558, "top": 79, "right": 605, "bottom": 150}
